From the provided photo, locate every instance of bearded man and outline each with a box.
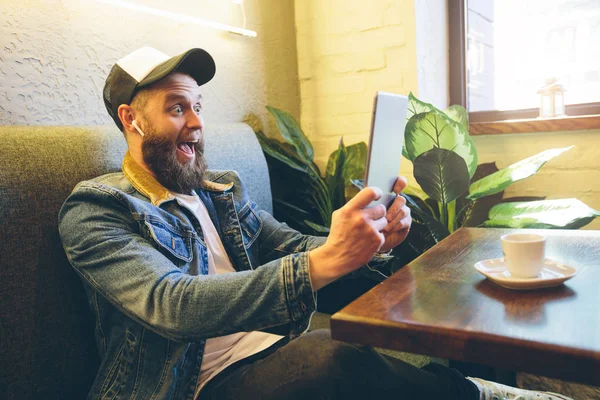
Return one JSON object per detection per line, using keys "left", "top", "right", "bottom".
{"left": 58, "top": 47, "right": 573, "bottom": 400}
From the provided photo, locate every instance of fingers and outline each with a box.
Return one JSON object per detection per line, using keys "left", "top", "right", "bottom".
{"left": 382, "top": 181, "right": 410, "bottom": 232}
{"left": 392, "top": 176, "right": 408, "bottom": 195}
{"left": 364, "top": 203, "right": 386, "bottom": 220}
{"left": 324, "top": 190, "right": 391, "bottom": 274}
{"left": 346, "top": 186, "right": 382, "bottom": 210}
{"left": 346, "top": 177, "right": 408, "bottom": 211}
{"left": 363, "top": 203, "right": 388, "bottom": 233}
{"left": 373, "top": 215, "right": 388, "bottom": 233}
{"left": 376, "top": 231, "right": 386, "bottom": 250}
{"left": 383, "top": 204, "right": 411, "bottom": 233}
{"left": 384, "top": 194, "right": 406, "bottom": 225}
{"left": 346, "top": 194, "right": 404, "bottom": 234}
{"left": 386, "top": 194, "right": 406, "bottom": 219}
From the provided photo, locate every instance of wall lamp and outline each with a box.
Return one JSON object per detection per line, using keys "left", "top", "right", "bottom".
{"left": 95, "top": 0, "right": 257, "bottom": 37}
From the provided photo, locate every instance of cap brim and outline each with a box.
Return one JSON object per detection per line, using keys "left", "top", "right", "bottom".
{"left": 138, "top": 48, "right": 216, "bottom": 89}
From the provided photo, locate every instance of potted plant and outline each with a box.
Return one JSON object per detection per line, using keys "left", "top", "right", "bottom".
{"left": 380, "top": 94, "right": 599, "bottom": 271}
{"left": 251, "top": 96, "right": 599, "bottom": 311}
{"left": 251, "top": 106, "right": 367, "bottom": 236}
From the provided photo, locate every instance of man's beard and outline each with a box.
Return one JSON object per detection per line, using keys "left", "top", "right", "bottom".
{"left": 141, "top": 124, "right": 207, "bottom": 194}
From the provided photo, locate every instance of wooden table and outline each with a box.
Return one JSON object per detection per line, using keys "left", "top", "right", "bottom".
{"left": 330, "top": 227, "right": 600, "bottom": 386}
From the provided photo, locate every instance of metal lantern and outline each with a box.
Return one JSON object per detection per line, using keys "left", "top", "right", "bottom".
{"left": 537, "top": 78, "right": 566, "bottom": 118}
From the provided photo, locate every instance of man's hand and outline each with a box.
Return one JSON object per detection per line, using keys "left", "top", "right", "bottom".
{"left": 308, "top": 187, "right": 389, "bottom": 290}
{"left": 379, "top": 176, "right": 412, "bottom": 252}
{"left": 308, "top": 177, "right": 412, "bottom": 291}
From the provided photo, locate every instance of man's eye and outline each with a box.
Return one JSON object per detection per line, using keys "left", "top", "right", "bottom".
{"left": 172, "top": 105, "right": 183, "bottom": 114}
{"left": 194, "top": 105, "right": 202, "bottom": 114}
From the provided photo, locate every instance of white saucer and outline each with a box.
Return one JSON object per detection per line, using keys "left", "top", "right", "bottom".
{"left": 474, "top": 258, "right": 577, "bottom": 290}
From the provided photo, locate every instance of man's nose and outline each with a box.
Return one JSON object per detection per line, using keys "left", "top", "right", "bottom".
{"left": 186, "top": 110, "right": 204, "bottom": 131}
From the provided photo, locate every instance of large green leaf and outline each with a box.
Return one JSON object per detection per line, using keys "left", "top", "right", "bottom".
{"left": 405, "top": 93, "right": 477, "bottom": 177}
{"left": 467, "top": 146, "right": 574, "bottom": 200}
{"left": 266, "top": 151, "right": 331, "bottom": 226}
{"left": 258, "top": 129, "right": 321, "bottom": 178}
{"left": 413, "top": 147, "right": 471, "bottom": 205}
{"left": 256, "top": 131, "right": 332, "bottom": 225}
{"left": 404, "top": 93, "right": 434, "bottom": 160}
{"left": 403, "top": 185, "right": 429, "bottom": 200}
{"left": 273, "top": 198, "right": 323, "bottom": 234}
{"left": 341, "top": 142, "right": 368, "bottom": 181}
{"left": 402, "top": 193, "right": 450, "bottom": 242}
{"left": 258, "top": 132, "right": 330, "bottom": 212}
{"left": 403, "top": 185, "right": 435, "bottom": 216}
{"left": 325, "top": 138, "right": 347, "bottom": 210}
{"left": 483, "top": 198, "right": 600, "bottom": 229}
{"left": 327, "top": 141, "right": 368, "bottom": 207}
{"left": 406, "top": 92, "right": 469, "bottom": 131}
{"left": 456, "top": 162, "right": 503, "bottom": 228}
{"left": 266, "top": 106, "right": 314, "bottom": 166}
{"left": 256, "top": 131, "right": 307, "bottom": 174}
{"left": 407, "top": 93, "right": 468, "bottom": 135}
{"left": 405, "top": 111, "right": 478, "bottom": 178}
{"left": 304, "top": 220, "right": 331, "bottom": 235}
{"left": 273, "top": 198, "right": 311, "bottom": 220}
{"left": 407, "top": 92, "right": 436, "bottom": 120}
{"left": 445, "top": 105, "right": 468, "bottom": 131}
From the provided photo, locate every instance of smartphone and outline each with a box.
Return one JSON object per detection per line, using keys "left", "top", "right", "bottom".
{"left": 364, "top": 91, "right": 408, "bottom": 208}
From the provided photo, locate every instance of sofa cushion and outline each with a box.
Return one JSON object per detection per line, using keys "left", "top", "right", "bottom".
{"left": 203, "top": 123, "right": 272, "bottom": 214}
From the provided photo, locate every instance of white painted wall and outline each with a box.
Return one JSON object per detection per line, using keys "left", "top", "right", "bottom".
{"left": 0, "top": 0, "right": 300, "bottom": 133}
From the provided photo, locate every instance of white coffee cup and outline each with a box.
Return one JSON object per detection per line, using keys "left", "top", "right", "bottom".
{"left": 500, "top": 233, "right": 546, "bottom": 278}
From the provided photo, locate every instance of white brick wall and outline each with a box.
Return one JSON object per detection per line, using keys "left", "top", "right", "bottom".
{"left": 294, "top": 0, "right": 418, "bottom": 168}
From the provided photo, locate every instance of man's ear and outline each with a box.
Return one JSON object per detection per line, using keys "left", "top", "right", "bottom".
{"left": 118, "top": 104, "right": 135, "bottom": 133}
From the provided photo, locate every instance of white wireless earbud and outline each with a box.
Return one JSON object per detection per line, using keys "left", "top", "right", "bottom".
{"left": 131, "top": 120, "right": 145, "bottom": 137}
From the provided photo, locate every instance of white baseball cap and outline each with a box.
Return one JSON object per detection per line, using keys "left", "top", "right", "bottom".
{"left": 103, "top": 46, "right": 215, "bottom": 130}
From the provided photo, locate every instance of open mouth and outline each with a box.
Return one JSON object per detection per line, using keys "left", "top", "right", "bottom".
{"left": 177, "top": 140, "right": 198, "bottom": 156}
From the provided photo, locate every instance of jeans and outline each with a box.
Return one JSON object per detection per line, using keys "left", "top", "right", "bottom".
{"left": 199, "top": 329, "right": 480, "bottom": 400}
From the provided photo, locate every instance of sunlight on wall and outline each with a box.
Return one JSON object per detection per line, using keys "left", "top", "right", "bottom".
{"left": 294, "top": 0, "right": 418, "bottom": 170}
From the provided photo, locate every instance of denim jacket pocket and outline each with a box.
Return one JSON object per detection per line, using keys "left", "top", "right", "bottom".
{"left": 100, "top": 331, "right": 136, "bottom": 399}
{"left": 237, "top": 202, "right": 263, "bottom": 249}
{"left": 144, "top": 216, "right": 194, "bottom": 262}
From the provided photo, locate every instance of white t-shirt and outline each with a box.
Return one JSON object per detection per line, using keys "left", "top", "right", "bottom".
{"left": 172, "top": 192, "right": 285, "bottom": 398}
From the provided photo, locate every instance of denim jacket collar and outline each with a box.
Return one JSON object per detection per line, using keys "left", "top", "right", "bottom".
{"left": 121, "top": 151, "right": 234, "bottom": 206}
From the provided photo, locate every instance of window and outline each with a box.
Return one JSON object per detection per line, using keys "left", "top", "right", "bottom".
{"left": 449, "top": 0, "right": 600, "bottom": 130}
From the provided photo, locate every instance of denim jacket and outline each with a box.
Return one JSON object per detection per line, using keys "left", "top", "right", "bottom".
{"left": 59, "top": 152, "right": 390, "bottom": 400}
